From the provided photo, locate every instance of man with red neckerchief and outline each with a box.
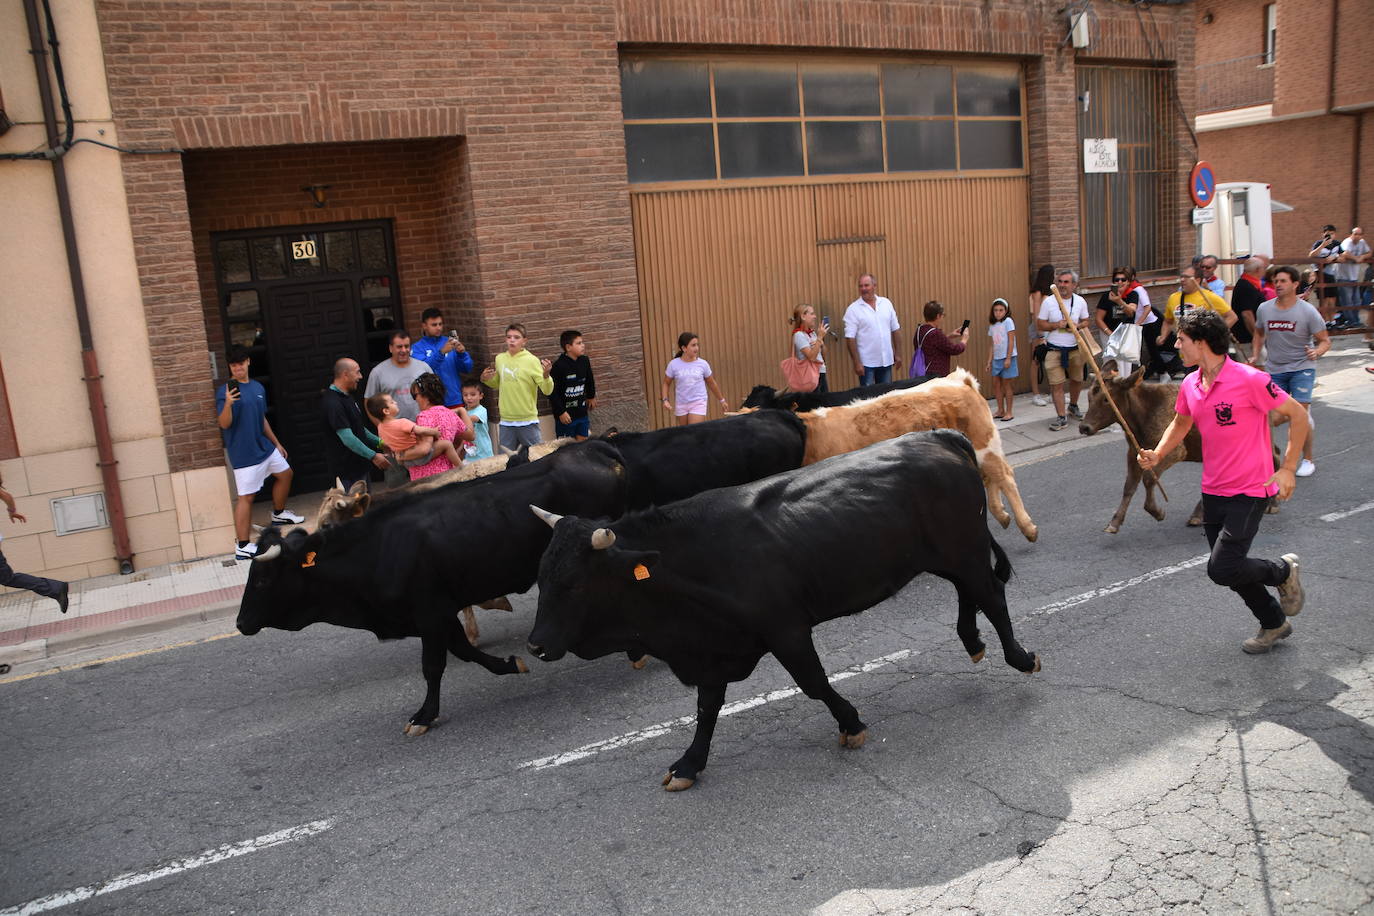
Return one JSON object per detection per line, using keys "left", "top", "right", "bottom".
{"left": 1138, "top": 309, "right": 1309, "bottom": 655}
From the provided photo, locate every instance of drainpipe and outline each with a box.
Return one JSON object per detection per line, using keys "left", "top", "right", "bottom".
{"left": 23, "top": 0, "right": 135, "bottom": 574}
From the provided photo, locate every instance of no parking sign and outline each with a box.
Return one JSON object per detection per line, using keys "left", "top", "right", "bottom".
{"left": 1189, "top": 161, "right": 1216, "bottom": 208}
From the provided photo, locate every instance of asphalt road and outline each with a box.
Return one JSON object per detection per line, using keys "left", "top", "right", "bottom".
{"left": 2, "top": 361, "right": 1371, "bottom": 915}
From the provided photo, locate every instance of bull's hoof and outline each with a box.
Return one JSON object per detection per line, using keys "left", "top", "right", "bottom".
{"left": 513, "top": 656, "right": 529, "bottom": 674}
{"left": 1104, "top": 524, "right": 1120, "bottom": 534}
{"left": 662, "top": 773, "right": 696, "bottom": 792}
{"left": 1265, "top": 502, "right": 1280, "bottom": 516}
{"left": 1022, "top": 525, "right": 1039, "bottom": 543}
{"left": 630, "top": 655, "right": 649, "bottom": 670}
{"left": 403, "top": 721, "right": 431, "bottom": 737}
{"left": 839, "top": 730, "right": 867, "bottom": 749}
{"left": 1025, "top": 654, "right": 1042, "bottom": 674}
{"left": 969, "top": 648, "right": 985, "bottom": 664}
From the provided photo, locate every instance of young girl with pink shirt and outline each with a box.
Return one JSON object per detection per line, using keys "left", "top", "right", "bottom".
{"left": 661, "top": 331, "right": 729, "bottom": 425}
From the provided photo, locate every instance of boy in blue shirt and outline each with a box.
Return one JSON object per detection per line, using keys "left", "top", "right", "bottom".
{"left": 461, "top": 377, "right": 493, "bottom": 459}
{"left": 411, "top": 308, "right": 473, "bottom": 407}
{"left": 216, "top": 347, "right": 304, "bottom": 559}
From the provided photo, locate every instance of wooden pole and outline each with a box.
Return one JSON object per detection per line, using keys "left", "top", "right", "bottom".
{"left": 1049, "top": 283, "right": 1168, "bottom": 501}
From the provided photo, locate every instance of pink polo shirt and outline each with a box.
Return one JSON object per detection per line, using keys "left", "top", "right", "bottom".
{"left": 1175, "top": 358, "right": 1288, "bottom": 497}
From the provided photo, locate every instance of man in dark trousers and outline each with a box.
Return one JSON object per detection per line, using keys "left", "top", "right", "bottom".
{"left": 1137, "top": 309, "right": 1308, "bottom": 655}
{"left": 1, "top": 472, "right": 69, "bottom": 615}
{"left": 322, "top": 357, "right": 390, "bottom": 491}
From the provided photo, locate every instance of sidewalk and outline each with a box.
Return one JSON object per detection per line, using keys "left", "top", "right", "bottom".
{"left": 5, "top": 338, "right": 1370, "bottom": 674}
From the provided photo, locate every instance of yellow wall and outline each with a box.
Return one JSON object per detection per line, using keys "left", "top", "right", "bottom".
{"left": 0, "top": 1, "right": 233, "bottom": 582}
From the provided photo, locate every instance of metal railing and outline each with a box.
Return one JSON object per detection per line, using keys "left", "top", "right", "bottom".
{"left": 1196, "top": 54, "right": 1275, "bottom": 114}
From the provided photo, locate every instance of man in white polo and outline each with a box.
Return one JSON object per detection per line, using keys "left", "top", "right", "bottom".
{"left": 844, "top": 273, "right": 902, "bottom": 386}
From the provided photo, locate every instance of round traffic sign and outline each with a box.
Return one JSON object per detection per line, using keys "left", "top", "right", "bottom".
{"left": 1190, "top": 161, "right": 1216, "bottom": 208}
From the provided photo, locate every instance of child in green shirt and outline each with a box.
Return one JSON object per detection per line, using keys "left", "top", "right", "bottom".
{"left": 481, "top": 323, "right": 553, "bottom": 450}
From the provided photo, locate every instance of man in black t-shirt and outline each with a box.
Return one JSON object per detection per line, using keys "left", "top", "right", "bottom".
{"left": 322, "top": 357, "right": 389, "bottom": 490}
{"left": 1229, "top": 256, "right": 1266, "bottom": 361}
{"left": 1309, "top": 224, "right": 1341, "bottom": 325}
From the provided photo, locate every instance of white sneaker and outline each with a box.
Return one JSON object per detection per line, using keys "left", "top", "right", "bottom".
{"left": 1295, "top": 459, "right": 1315, "bottom": 478}
{"left": 271, "top": 508, "right": 306, "bottom": 524}
{"left": 235, "top": 541, "right": 258, "bottom": 560}
{"left": 1031, "top": 395, "right": 1049, "bottom": 407}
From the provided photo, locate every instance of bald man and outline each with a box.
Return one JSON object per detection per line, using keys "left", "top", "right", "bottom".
{"left": 323, "top": 357, "right": 390, "bottom": 491}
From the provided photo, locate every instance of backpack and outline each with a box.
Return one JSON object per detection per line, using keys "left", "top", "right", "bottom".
{"left": 909, "top": 326, "right": 933, "bottom": 377}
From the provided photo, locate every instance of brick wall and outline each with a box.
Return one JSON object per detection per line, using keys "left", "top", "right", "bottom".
{"left": 96, "top": 0, "right": 1192, "bottom": 467}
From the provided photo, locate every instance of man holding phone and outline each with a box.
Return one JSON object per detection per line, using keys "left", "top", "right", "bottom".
{"left": 911, "top": 300, "right": 969, "bottom": 379}
{"left": 216, "top": 346, "right": 304, "bottom": 559}
{"left": 410, "top": 307, "right": 474, "bottom": 408}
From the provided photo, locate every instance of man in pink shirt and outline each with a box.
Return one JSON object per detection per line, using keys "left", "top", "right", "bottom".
{"left": 1137, "top": 310, "right": 1310, "bottom": 654}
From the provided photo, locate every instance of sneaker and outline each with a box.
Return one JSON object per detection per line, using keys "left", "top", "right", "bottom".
{"left": 1049, "top": 415, "right": 1068, "bottom": 431}
{"left": 1066, "top": 403, "right": 1082, "bottom": 419}
{"left": 235, "top": 541, "right": 258, "bottom": 560}
{"left": 55, "top": 582, "right": 70, "bottom": 614}
{"left": 1242, "top": 620, "right": 1293, "bottom": 654}
{"left": 271, "top": 508, "right": 305, "bottom": 525}
{"left": 1295, "top": 458, "right": 1315, "bottom": 477}
{"left": 1277, "top": 554, "right": 1303, "bottom": 616}
{"left": 1032, "top": 395, "right": 1049, "bottom": 406}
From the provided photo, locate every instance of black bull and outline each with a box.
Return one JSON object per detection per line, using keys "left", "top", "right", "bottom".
{"left": 235, "top": 411, "right": 807, "bottom": 735}
{"left": 528, "top": 430, "right": 1041, "bottom": 792}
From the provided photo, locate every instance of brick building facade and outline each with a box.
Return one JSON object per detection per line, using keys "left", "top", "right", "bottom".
{"left": 1, "top": 0, "right": 1199, "bottom": 580}
{"left": 1196, "top": 0, "right": 1372, "bottom": 259}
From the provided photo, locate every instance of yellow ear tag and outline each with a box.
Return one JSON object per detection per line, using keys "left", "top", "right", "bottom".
{"left": 633, "top": 563, "right": 650, "bottom": 581}
{"left": 301, "top": 551, "right": 317, "bottom": 568}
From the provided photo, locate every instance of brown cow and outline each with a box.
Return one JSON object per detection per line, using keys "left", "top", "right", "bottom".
{"left": 1078, "top": 368, "right": 1277, "bottom": 533}
{"left": 798, "top": 369, "right": 1038, "bottom": 542}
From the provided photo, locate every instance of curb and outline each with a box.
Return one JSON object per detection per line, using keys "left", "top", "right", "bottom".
{"left": 0, "top": 599, "right": 241, "bottom": 666}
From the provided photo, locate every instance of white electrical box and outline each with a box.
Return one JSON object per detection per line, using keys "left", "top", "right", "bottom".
{"left": 51, "top": 493, "right": 109, "bottom": 536}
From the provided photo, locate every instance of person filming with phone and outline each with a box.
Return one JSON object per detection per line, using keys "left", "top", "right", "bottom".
{"left": 410, "top": 307, "right": 473, "bottom": 408}
{"left": 217, "top": 345, "right": 304, "bottom": 560}
{"left": 911, "top": 300, "right": 969, "bottom": 379}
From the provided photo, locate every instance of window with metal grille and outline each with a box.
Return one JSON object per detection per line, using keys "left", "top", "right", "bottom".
{"left": 1076, "top": 65, "right": 1179, "bottom": 277}
{"left": 620, "top": 56, "right": 1025, "bottom": 186}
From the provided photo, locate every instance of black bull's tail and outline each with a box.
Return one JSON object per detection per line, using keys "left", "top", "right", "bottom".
{"left": 991, "top": 536, "right": 1012, "bottom": 584}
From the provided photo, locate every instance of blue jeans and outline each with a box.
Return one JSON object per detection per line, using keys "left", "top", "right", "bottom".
{"left": 860, "top": 365, "right": 892, "bottom": 386}
{"left": 1269, "top": 367, "right": 1315, "bottom": 403}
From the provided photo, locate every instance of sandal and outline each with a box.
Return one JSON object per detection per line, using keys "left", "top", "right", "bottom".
{"left": 999, "top": 415, "right": 1014, "bottom": 421}
{"left": 992, "top": 413, "right": 1005, "bottom": 420}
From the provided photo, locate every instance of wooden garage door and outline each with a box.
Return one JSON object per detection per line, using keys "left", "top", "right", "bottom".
{"left": 632, "top": 175, "right": 1030, "bottom": 427}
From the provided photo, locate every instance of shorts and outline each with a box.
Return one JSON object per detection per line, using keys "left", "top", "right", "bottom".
{"left": 554, "top": 415, "right": 590, "bottom": 438}
{"left": 674, "top": 400, "right": 707, "bottom": 417}
{"left": 498, "top": 423, "right": 543, "bottom": 451}
{"left": 232, "top": 449, "right": 290, "bottom": 497}
{"left": 1043, "top": 346, "right": 1085, "bottom": 386}
{"left": 1268, "top": 367, "right": 1315, "bottom": 403}
{"left": 991, "top": 355, "right": 1019, "bottom": 378}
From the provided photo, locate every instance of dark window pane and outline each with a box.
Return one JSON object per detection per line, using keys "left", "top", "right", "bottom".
{"left": 251, "top": 237, "right": 285, "bottom": 280}
{"left": 288, "top": 234, "right": 322, "bottom": 276}
{"left": 624, "top": 124, "right": 716, "bottom": 183}
{"left": 620, "top": 59, "right": 712, "bottom": 119}
{"left": 718, "top": 122, "right": 804, "bottom": 179}
{"left": 324, "top": 231, "right": 356, "bottom": 273}
{"left": 958, "top": 120, "right": 1023, "bottom": 169}
{"left": 217, "top": 239, "right": 251, "bottom": 284}
{"left": 956, "top": 69, "right": 1021, "bottom": 117}
{"left": 360, "top": 276, "right": 395, "bottom": 302}
{"left": 226, "top": 289, "right": 259, "bottom": 320}
{"left": 806, "top": 121, "right": 883, "bottom": 175}
{"left": 714, "top": 63, "right": 799, "bottom": 117}
{"left": 363, "top": 305, "right": 395, "bottom": 332}
{"left": 882, "top": 64, "right": 953, "bottom": 116}
{"left": 358, "top": 227, "right": 390, "bottom": 271}
{"left": 886, "top": 120, "right": 956, "bottom": 171}
{"left": 228, "top": 320, "right": 263, "bottom": 348}
{"left": 802, "top": 66, "right": 879, "bottom": 116}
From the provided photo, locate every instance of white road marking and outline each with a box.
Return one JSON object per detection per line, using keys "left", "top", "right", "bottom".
{"left": 1320, "top": 499, "right": 1374, "bottom": 523}
{"left": 518, "top": 650, "right": 913, "bottom": 770}
{"left": 1, "top": 819, "right": 333, "bottom": 915}
{"left": 1017, "top": 554, "right": 1209, "bottom": 621}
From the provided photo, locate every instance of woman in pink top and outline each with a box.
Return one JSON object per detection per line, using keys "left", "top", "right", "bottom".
{"left": 408, "top": 373, "right": 475, "bottom": 481}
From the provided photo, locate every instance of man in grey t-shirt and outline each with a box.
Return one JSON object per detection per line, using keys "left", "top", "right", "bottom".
{"left": 364, "top": 330, "right": 430, "bottom": 421}
{"left": 1252, "top": 266, "right": 1331, "bottom": 478}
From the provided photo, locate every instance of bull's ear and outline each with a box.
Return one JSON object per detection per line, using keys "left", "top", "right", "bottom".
{"left": 347, "top": 480, "right": 368, "bottom": 497}
{"left": 616, "top": 549, "right": 660, "bottom": 582}
{"left": 351, "top": 493, "right": 370, "bottom": 517}
{"left": 1126, "top": 366, "right": 1147, "bottom": 388}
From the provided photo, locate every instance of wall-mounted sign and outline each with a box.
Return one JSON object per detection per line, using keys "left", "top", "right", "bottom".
{"left": 1192, "top": 207, "right": 1216, "bottom": 225}
{"left": 1083, "top": 138, "right": 1118, "bottom": 173}
{"left": 291, "top": 240, "right": 318, "bottom": 260}
{"left": 1189, "top": 161, "right": 1216, "bottom": 208}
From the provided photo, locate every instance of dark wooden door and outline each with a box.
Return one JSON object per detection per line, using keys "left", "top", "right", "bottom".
{"left": 266, "top": 281, "right": 360, "bottom": 491}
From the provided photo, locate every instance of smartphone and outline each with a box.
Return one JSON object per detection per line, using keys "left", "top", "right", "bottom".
{"left": 226, "top": 379, "right": 239, "bottom": 398}
{"left": 960, "top": 319, "right": 971, "bottom": 333}
{"left": 449, "top": 329, "right": 460, "bottom": 339}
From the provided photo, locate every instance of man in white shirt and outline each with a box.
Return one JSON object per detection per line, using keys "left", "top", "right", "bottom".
{"left": 1036, "top": 268, "right": 1091, "bottom": 431}
{"left": 844, "top": 274, "right": 902, "bottom": 386}
{"left": 1336, "top": 227, "right": 1370, "bottom": 327}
